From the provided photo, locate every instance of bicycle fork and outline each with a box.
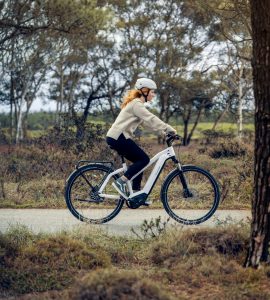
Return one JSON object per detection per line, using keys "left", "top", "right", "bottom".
{"left": 174, "top": 159, "right": 193, "bottom": 198}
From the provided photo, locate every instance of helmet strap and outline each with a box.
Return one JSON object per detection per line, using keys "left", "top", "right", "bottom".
{"left": 140, "top": 89, "right": 150, "bottom": 103}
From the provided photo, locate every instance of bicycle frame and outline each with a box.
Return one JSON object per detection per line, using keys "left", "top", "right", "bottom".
{"left": 98, "top": 145, "right": 180, "bottom": 200}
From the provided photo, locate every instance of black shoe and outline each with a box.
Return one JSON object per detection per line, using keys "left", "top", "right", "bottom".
{"left": 132, "top": 190, "right": 152, "bottom": 206}
{"left": 113, "top": 178, "right": 128, "bottom": 196}
{"left": 129, "top": 193, "right": 151, "bottom": 206}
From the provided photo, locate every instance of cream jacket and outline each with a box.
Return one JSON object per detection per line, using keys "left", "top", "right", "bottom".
{"left": 106, "top": 98, "right": 176, "bottom": 140}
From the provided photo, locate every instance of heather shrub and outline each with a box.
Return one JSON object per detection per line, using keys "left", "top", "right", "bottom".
{"left": 146, "top": 226, "right": 249, "bottom": 267}
{"left": 0, "top": 123, "right": 116, "bottom": 207}
{"left": 215, "top": 154, "right": 253, "bottom": 207}
{"left": 37, "top": 122, "right": 111, "bottom": 154}
{"left": 208, "top": 138, "right": 252, "bottom": 159}
{"left": 0, "top": 129, "right": 10, "bottom": 145}
{"left": 69, "top": 269, "right": 174, "bottom": 300}
{"left": 201, "top": 129, "right": 234, "bottom": 145}
{"left": 0, "top": 235, "right": 111, "bottom": 293}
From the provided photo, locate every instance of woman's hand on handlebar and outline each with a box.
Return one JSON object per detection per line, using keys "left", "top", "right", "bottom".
{"left": 166, "top": 132, "right": 182, "bottom": 141}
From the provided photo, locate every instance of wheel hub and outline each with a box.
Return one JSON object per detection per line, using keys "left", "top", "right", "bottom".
{"left": 89, "top": 186, "right": 104, "bottom": 203}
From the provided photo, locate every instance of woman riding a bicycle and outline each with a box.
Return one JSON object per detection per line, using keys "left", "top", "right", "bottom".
{"left": 106, "top": 78, "right": 177, "bottom": 205}
{"left": 65, "top": 78, "right": 220, "bottom": 225}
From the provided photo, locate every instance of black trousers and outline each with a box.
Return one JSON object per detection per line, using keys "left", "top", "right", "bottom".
{"left": 106, "top": 134, "right": 150, "bottom": 190}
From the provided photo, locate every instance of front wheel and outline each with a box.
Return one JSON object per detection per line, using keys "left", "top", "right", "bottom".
{"left": 161, "top": 165, "right": 220, "bottom": 225}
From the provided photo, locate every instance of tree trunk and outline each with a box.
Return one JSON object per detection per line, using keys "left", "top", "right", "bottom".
{"left": 9, "top": 41, "right": 15, "bottom": 140}
{"left": 108, "top": 91, "right": 116, "bottom": 120}
{"left": 16, "top": 100, "right": 24, "bottom": 143}
{"left": 158, "top": 90, "right": 167, "bottom": 121}
{"left": 0, "top": 178, "right": 5, "bottom": 199}
{"left": 22, "top": 115, "right": 28, "bottom": 139}
{"left": 187, "top": 106, "right": 203, "bottom": 145}
{"left": 10, "top": 93, "right": 13, "bottom": 140}
{"left": 22, "top": 102, "right": 32, "bottom": 139}
{"left": 182, "top": 108, "right": 191, "bottom": 146}
{"left": 75, "top": 120, "right": 85, "bottom": 140}
{"left": 182, "top": 119, "right": 189, "bottom": 146}
{"left": 212, "top": 108, "right": 227, "bottom": 131}
{"left": 245, "top": 0, "right": 270, "bottom": 268}
{"left": 10, "top": 74, "right": 15, "bottom": 139}
{"left": 16, "top": 80, "right": 30, "bottom": 143}
{"left": 58, "top": 67, "right": 64, "bottom": 126}
{"left": 14, "top": 98, "right": 18, "bottom": 138}
{"left": 237, "top": 65, "right": 244, "bottom": 138}
{"left": 212, "top": 101, "right": 230, "bottom": 131}
{"left": 164, "top": 93, "right": 171, "bottom": 123}
{"left": 74, "top": 94, "right": 95, "bottom": 139}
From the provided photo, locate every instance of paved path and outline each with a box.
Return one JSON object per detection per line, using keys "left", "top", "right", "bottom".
{"left": 0, "top": 209, "right": 251, "bottom": 237}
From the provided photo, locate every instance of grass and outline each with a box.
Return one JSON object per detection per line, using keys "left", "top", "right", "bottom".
{"left": 173, "top": 122, "right": 254, "bottom": 139}
{"left": 0, "top": 178, "right": 65, "bottom": 208}
{"left": 25, "top": 121, "right": 254, "bottom": 140}
{"left": 0, "top": 123, "right": 254, "bottom": 209}
{"left": 0, "top": 223, "right": 269, "bottom": 299}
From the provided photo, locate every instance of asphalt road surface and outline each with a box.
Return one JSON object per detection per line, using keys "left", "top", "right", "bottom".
{"left": 0, "top": 208, "right": 251, "bottom": 237}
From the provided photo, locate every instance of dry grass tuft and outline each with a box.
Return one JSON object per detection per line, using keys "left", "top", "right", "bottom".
{"left": 0, "top": 233, "right": 110, "bottom": 294}
{"left": 69, "top": 268, "right": 175, "bottom": 300}
{"left": 145, "top": 225, "right": 249, "bottom": 268}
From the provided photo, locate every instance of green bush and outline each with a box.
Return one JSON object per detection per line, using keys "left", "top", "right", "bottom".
{"left": 69, "top": 269, "right": 174, "bottom": 300}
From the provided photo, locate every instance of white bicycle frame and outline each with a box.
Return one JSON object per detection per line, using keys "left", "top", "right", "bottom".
{"left": 98, "top": 145, "right": 180, "bottom": 200}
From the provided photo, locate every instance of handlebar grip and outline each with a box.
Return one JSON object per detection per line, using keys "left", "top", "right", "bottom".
{"left": 166, "top": 133, "right": 181, "bottom": 140}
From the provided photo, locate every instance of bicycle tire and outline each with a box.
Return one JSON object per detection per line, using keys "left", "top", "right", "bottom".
{"left": 161, "top": 165, "right": 220, "bottom": 225}
{"left": 65, "top": 164, "right": 124, "bottom": 224}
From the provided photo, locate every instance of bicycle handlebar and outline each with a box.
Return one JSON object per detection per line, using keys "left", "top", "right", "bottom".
{"left": 166, "top": 133, "right": 182, "bottom": 147}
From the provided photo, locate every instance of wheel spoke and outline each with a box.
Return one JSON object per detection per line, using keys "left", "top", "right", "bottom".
{"left": 80, "top": 172, "right": 94, "bottom": 188}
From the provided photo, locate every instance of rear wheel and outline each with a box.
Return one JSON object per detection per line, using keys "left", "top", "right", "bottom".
{"left": 161, "top": 165, "right": 220, "bottom": 225}
{"left": 65, "top": 164, "right": 124, "bottom": 224}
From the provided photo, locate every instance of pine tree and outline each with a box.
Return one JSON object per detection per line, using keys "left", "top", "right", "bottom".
{"left": 244, "top": 0, "right": 270, "bottom": 268}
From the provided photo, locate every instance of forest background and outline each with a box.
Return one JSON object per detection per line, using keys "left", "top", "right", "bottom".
{"left": 0, "top": 0, "right": 253, "bottom": 209}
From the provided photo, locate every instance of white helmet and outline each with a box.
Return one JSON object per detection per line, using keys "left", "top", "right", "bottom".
{"left": 135, "top": 78, "right": 157, "bottom": 90}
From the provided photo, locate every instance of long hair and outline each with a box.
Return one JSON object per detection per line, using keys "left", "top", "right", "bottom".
{"left": 121, "top": 88, "right": 149, "bottom": 109}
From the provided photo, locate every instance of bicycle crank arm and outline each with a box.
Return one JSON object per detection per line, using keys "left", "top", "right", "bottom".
{"left": 99, "top": 193, "right": 120, "bottom": 199}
